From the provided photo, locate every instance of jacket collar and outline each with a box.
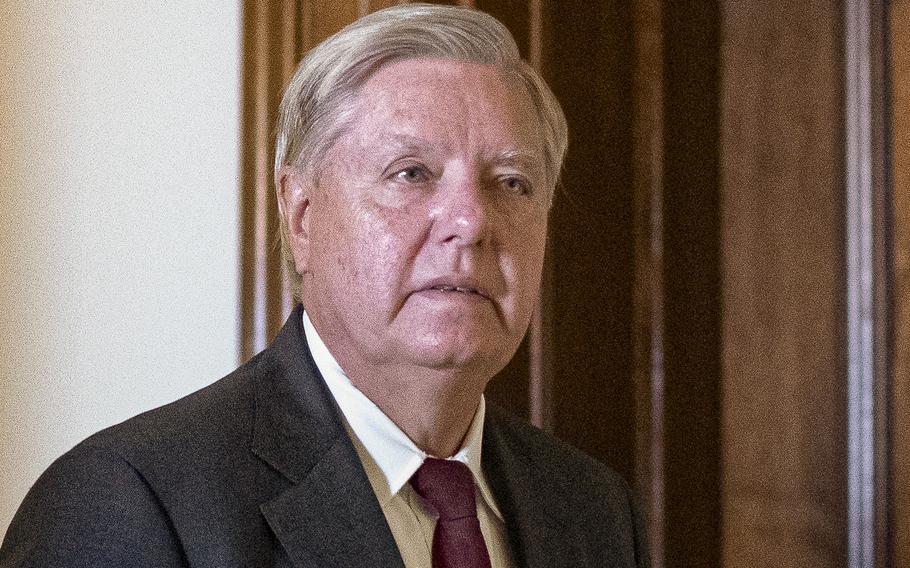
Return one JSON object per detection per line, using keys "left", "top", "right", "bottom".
{"left": 250, "top": 305, "right": 405, "bottom": 568}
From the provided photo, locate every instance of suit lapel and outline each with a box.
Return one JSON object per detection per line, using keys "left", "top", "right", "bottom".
{"left": 482, "top": 408, "right": 591, "bottom": 568}
{"left": 260, "top": 439, "right": 405, "bottom": 567}
{"left": 250, "top": 306, "right": 405, "bottom": 568}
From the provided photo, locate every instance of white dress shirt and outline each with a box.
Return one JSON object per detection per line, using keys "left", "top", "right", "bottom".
{"left": 303, "top": 311, "right": 514, "bottom": 568}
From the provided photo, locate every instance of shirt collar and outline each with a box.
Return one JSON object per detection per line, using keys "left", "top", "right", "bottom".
{"left": 302, "top": 310, "right": 503, "bottom": 519}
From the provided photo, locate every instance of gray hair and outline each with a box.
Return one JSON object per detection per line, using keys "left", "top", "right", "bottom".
{"left": 274, "top": 3, "right": 568, "bottom": 298}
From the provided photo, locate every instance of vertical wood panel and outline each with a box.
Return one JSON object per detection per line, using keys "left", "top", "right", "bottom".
{"left": 544, "top": 0, "right": 638, "bottom": 483}
{"left": 524, "top": 0, "right": 548, "bottom": 430}
{"left": 660, "top": 2, "right": 723, "bottom": 566}
{"left": 631, "top": 0, "right": 665, "bottom": 565}
{"left": 843, "top": 2, "right": 890, "bottom": 566}
{"left": 719, "top": 1, "right": 848, "bottom": 566}
{"left": 474, "top": 0, "right": 530, "bottom": 59}
{"left": 279, "top": 0, "right": 302, "bottom": 318}
{"left": 368, "top": 0, "right": 403, "bottom": 12}
{"left": 891, "top": 2, "right": 910, "bottom": 566}
{"left": 240, "top": 0, "right": 298, "bottom": 361}
{"left": 241, "top": 0, "right": 365, "bottom": 361}
{"left": 302, "top": 0, "right": 360, "bottom": 49}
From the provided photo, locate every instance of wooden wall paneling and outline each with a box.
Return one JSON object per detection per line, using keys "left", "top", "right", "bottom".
{"left": 368, "top": 0, "right": 405, "bottom": 13}
{"left": 870, "top": 1, "right": 892, "bottom": 564}
{"left": 474, "top": 0, "right": 531, "bottom": 60}
{"left": 419, "top": 0, "right": 464, "bottom": 6}
{"left": 542, "top": 0, "right": 638, "bottom": 484}
{"left": 844, "top": 1, "right": 891, "bottom": 566}
{"left": 523, "top": 0, "right": 550, "bottom": 430}
{"left": 660, "top": 1, "right": 723, "bottom": 566}
{"left": 241, "top": 1, "right": 369, "bottom": 359}
{"left": 301, "top": 0, "right": 360, "bottom": 49}
{"left": 279, "top": 1, "right": 302, "bottom": 320}
{"left": 240, "top": 0, "right": 300, "bottom": 361}
{"left": 719, "top": 1, "right": 848, "bottom": 567}
{"left": 890, "top": 2, "right": 910, "bottom": 566}
{"left": 631, "top": 0, "right": 665, "bottom": 565}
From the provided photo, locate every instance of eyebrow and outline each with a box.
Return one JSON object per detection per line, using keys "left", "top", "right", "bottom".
{"left": 489, "top": 149, "right": 540, "bottom": 168}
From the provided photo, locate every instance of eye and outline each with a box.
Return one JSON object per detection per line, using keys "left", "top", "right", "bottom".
{"left": 499, "top": 175, "right": 532, "bottom": 196}
{"left": 393, "top": 165, "right": 431, "bottom": 184}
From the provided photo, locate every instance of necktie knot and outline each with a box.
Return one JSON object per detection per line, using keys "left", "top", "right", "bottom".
{"left": 410, "top": 458, "right": 476, "bottom": 521}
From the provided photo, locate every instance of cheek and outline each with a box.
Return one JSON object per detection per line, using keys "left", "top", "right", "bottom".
{"left": 508, "top": 220, "right": 548, "bottom": 274}
{"left": 499, "top": 222, "right": 547, "bottom": 314}
{"left": 339, "top": 208, "right": 421, "bottom": 289}
{"left": 368, "top": 197, "right": 430, "bottom": 250}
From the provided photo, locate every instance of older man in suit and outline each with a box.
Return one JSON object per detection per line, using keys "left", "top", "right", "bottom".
{"left": 0, "top": 4, "right": 649, "bottom": 567}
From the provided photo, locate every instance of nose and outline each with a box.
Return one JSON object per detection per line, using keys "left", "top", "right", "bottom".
{"left": 430, "top": 174, "right": 491, "bottom": 248}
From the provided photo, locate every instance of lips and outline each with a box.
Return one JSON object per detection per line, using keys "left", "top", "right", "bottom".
{"left": 418, "top": 277, "right": 492, "bottom": 300}
{"left": 431, "top": 284, "right": 480, "bottom": 295}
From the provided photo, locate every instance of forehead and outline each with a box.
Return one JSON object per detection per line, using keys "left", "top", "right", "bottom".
{"left": 346, "top": 58, "right": 543, "bottom": 159}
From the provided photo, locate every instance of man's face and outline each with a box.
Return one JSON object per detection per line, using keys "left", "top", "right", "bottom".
{"left": 292, "top": 58, "right": 549, "bottom": 382}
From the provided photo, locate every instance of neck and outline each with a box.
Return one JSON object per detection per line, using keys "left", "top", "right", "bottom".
{"left": 302, "top": 309, "right": 494, "bottom": 457}
{"left": 349, "top": 365, "right": 486, "bottom": 457}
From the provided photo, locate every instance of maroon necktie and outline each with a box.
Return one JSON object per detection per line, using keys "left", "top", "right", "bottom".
{"left": 410, "top": 458, "right": 493, "bottom": 568}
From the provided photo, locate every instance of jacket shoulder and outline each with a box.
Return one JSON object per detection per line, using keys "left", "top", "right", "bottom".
{"left": 88, "top": 353, "right": 260, "bottom": 458}
{"left": 0, "top": 357, "right": 264, "bottom": 567}
{"left": 0, "top": 431, "right": 188, "bottom": 567}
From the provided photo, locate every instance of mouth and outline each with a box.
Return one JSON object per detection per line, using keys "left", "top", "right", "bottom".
{"left": 429, "top": 284, "right": 484, "bottom": 296}
{"left": 406, "top": 277, "right": 504, "bottom": 324}
{"left": 417, "top": 278, "right": 492, "bottom": 300}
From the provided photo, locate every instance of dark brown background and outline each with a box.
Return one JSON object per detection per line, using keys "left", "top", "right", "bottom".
{"left": 238, "top": 1, "right": 907, "bottom": 566}
{"left": 891, "top": 1, "right": 909, "bottom": 566}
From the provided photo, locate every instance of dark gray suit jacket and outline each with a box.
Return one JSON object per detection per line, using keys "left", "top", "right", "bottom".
{"left": 1, "top": 306, "right": 649, "bottom": 567}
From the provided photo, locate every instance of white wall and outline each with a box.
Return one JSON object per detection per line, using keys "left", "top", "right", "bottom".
{"left": 0, "top": 2, "right": 242, "bottom": 535}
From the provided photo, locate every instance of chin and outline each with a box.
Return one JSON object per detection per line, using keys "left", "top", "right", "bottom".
{"left": 402, "top": 335, "right": 516, "bottom": 377}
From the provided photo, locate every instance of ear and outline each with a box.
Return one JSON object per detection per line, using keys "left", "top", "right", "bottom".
{"left": 276, "top": 165, "right": 313, "bottom": 275}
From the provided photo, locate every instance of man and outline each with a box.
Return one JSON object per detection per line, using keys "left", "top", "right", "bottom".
{"left": 1, "top": 4, "right": 649, "bottom": 567}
